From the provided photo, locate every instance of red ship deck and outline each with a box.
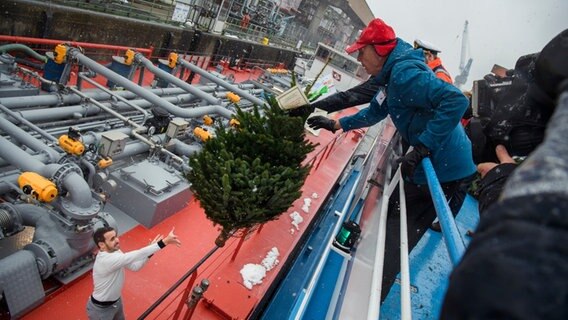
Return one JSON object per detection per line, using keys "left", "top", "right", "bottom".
{"left": 22, "top": 67, "right": 364, "bottom": 319}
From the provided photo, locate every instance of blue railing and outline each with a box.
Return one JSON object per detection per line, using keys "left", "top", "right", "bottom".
{"left": 421, "top": 157, "right": 466, "bottom": 265}
{"left": 260, "top": 136, "right": 471, "bottom": 319}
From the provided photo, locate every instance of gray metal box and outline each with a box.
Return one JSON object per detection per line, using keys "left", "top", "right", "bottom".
{"left": 109, "top": 160, "right": 192, "bottom": 228}
{"left": 166, "top": 118, "right": 189, "bottom": 139}
{"left": 100, "top": 131, "right": 129, "bottom": 158}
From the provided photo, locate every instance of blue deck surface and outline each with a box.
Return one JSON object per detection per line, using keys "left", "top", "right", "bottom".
{"left": 380, "top": 195, "right": 479, "bottom": 319}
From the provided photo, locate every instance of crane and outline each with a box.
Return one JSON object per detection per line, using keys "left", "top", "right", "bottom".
{"left": 454, "top": 20, "right": 473, "bottom": 89}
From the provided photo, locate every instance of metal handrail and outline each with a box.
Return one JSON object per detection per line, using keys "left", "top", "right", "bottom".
{"left": 398, "top": 177, "right": 412, "bottom": 320}
{"left": 138, "top": 245, "right": 220, "bottom": 319}
{"left": 421, "top": 157, "right": 466, "bottom": 265}
{"left": 368, "top": 151, "right": 466, "bottom": 319}
{"left": 0, "top": 35, "right": 154, "bottom": 57}
{"left": 367, "top": 164, "right": 400, "bottom": 320}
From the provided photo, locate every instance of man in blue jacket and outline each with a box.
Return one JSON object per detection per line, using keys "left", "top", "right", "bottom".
{"left": 307, "top": 18, "right": 476, "bottom": 297}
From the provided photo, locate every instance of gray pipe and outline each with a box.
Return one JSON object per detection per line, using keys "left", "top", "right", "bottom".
{"left": 78, "top": 73, "right": 151, "bottom": 123}
{"left": 117, "top": 140, "right": 152, "bottom": 160}
{"left": 60, "top": 171, "right": 95, "bottom": 209}
{"left": 0, "top": 87, "right": 181, "bottom": 109}
{"left": 0, "top": 175, "right": 21, "bottom": 194}
{"left": 66, "top": 86, "right": 185, "bottom": 164}
{"left": 0, "top": 136, "right": 188, "bottom": 194}
{"left": 0, "top": 116, "right": 60, "bottom": 162}
{"left": 13, "top": 98, "right": 163, "bottom": 123}
{"left": 268, "top": 74, "right": 292, "bottom": 88}
{"left": 29, "top": 162, "right": 94, "bottom": 211}
{"left": 0, "top": 135, "right": 53, "bottom": 172}
{"left": 178, "top": 59, "right": 266, "bottom": 106}
{"left": 134, "top": 53, "right": 222, "bottom": 106}
{"left": 170, "top": 139, "right": 202, "bottom": 156}
{"left": 11, "top": 93, "right": 231, "bottom": 123}
{"left": 80, "top": 158, "right": 96, "bottom": 188}
{"left": 80, "top": 128, "right": 132, "bottom": 146}
{"left": 0, "top": 84, "right": 255, "bottom": 109}
{"left": 14, "top": 203, "right": 115, "bottom": 278}
{"left": 16, "top": 204, "right": 77, "bottom": 278}
{"left": 67, "top": 87, "right": 143, "bottom": 130}
{"left": 0, "top": 136, "right": 98, "bottom": 215}
{"left": 68, "top": 48, "right": 234, "bottom": 120}
{"left": 0, "top": 103, "right": 58, "bottom": 144}
{"left": 1, "top": 87, "right": 255, "bottom": 124}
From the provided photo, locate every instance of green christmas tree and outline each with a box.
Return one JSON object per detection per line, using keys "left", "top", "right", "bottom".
{"left": 186, "top": 97, "right": 315, "bottom": 246}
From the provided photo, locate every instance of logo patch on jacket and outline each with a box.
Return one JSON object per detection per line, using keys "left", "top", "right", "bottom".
{"left": 375, "top": 87, "right": 387, "bottom": 105}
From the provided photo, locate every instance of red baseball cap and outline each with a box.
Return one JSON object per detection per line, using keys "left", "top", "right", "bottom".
{"left": 345, "top": 18, "right": 397, "bottom": 56}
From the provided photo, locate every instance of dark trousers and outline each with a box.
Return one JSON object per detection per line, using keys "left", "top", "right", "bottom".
{"left": 380, "top": 177, "right": 467, "bottom": 301}
{"left": 86, "top": 297, "right": 125, "bottom": 320}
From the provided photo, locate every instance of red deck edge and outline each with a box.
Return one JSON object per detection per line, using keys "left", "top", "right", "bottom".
{"left": 23, "top": 107, "right": 364, "bottom": 320}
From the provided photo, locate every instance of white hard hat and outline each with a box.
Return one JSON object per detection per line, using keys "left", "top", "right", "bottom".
{"left": 413, "top": 39, "right": 442, "bottom": 53}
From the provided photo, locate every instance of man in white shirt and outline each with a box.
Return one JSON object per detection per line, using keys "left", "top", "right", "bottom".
{"left": 86, "top": 226, "right": 181, "bottom": 319}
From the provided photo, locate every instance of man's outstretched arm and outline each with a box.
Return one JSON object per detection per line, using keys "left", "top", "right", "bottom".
{"left": 100, "top": 228, "right": 181, "bottom": 272}
{"left": 289, "top": 78, "right": 379, "bottom": 117}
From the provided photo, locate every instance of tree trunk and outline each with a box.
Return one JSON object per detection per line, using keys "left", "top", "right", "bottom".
{"left": 214, "top": 228, "right": 231, "bottom": 247}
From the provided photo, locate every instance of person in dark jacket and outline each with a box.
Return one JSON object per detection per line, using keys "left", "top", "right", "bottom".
{"left": 299, "top": 18, "right": 476, "bottom": 298}
{"left": 476, "top": 144, "right": 516, "bottom": 213}
{"left": 305, "top": 18, "right": 475, "bottom": 186}
{"left": 471, "top": 28, "right": 568, "bottom": 213}
{"left": 290, "top": 32, "right": 472, "bottom": 233}
{"left": 289, "top": 39, "right": 455, "bottom": 119}
{"left": 442, "top": 29, "right": 568, "bottom": 319}
{"left": 441, "top": 80, "right": 568, "bottom": 320}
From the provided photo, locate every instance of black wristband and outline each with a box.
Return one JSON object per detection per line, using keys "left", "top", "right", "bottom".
{"left": 157, "top": 239, "right": 166, "bottom": 249}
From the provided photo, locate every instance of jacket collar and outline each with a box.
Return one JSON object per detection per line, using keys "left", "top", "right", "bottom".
{"left": 373, "top": 38, "right": 425, "bottom": 85}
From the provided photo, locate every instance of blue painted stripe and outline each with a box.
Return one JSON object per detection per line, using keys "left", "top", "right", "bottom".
{"left": 260, "top": 170, "right": 361, "bottom": 319}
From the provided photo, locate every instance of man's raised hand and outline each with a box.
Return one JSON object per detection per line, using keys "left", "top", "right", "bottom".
{"left": 163, "top": 227, "right": 181, "bottom": 247}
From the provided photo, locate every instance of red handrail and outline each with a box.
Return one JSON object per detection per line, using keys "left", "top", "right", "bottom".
{"left": 0, "top": 35, "right": 154, "bottom": 57}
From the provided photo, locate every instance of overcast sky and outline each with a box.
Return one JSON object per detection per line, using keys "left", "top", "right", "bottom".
{"left": 364, "top": 0, "right": 568, "bottom": 89}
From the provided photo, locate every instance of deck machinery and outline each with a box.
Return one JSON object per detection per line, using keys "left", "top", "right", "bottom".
{"left": 0, "top": 44, "right": 273, "bottom": 318}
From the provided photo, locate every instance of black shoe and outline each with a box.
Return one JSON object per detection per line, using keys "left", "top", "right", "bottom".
{"left": 430, "top": 221, "right": 442, "bottom": 232}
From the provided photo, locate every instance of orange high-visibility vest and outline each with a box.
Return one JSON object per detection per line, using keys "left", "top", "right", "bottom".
{"left": 428, "top": 57, "right": 453, "bottom": 84}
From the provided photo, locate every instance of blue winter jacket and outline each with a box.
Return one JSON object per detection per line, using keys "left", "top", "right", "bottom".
{"left": 339, "top": 39, "right": 476, "bottom": 184}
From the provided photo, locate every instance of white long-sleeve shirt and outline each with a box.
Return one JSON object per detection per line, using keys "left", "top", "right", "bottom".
{"left": 92, "top": 243, "right": 161, "bottom": 302}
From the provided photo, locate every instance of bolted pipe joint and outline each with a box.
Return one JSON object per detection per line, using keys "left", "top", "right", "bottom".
{"left": 58, "top": 197, "right": 102, "bottom": 221}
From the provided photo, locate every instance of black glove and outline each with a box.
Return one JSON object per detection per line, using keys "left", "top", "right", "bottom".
{"left": 398, "top": 144, "right": 431, "bottom": 178}
{"left": 288, "top": 104, "right": 315, "bottom": 118}
{"left": 307, "top": 116, "right": 337, "bottom": 133}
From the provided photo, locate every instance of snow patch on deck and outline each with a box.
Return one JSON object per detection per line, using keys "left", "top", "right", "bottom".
{"left": 240, "top": 247, "right": 280, "bottom": 289}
